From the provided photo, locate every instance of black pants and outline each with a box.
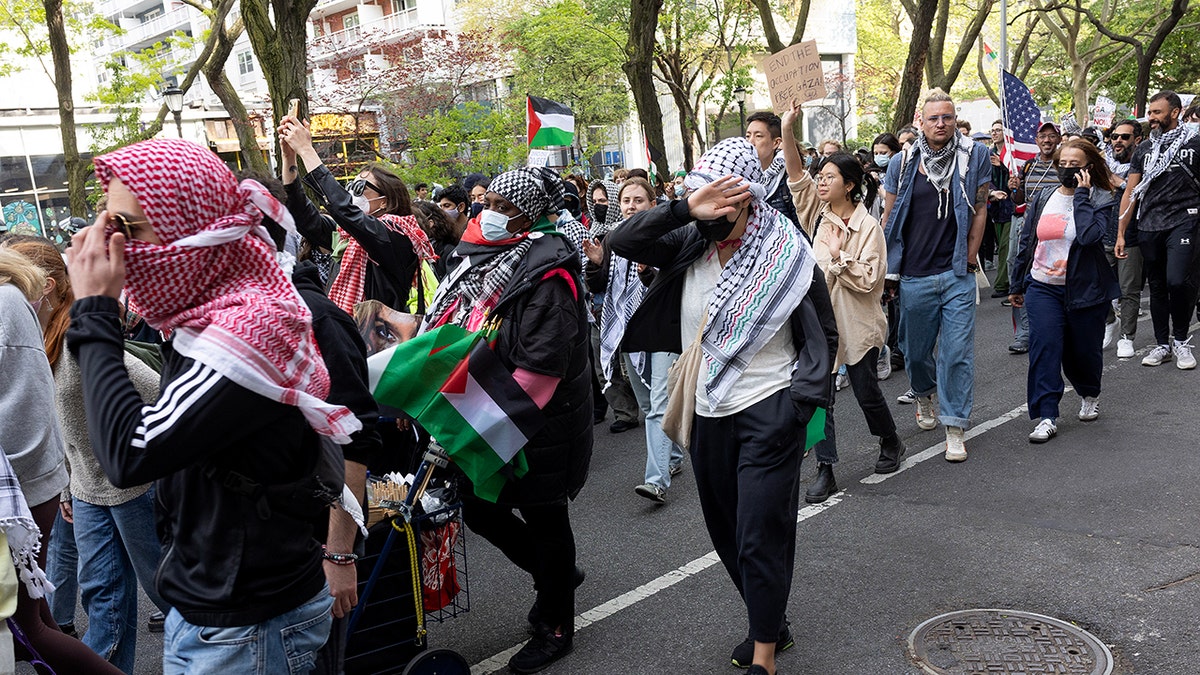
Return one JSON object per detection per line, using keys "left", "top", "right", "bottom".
{"left": 814, "top": 348, "right": 898, "bottom": 464}
{"left": 691, "top": 388, "right": 805, "bottom": 642}
{"left": 1141, "top": 219, "right": 1199, "bottom": 344}
{"left": 462, "top": 497, "right": 576, "bottom": 630}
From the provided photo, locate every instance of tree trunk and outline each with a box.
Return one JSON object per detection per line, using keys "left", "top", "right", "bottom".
{"left": 42, "top": 0, "right": 85, "bottom": 217}
{"left": 203, "top": 14, "right": 268, "bottom": 173}
{"left": 625, "top": 0, "right": 670, "bottom": 179}
{"left": 891, "top": 0, "right": 938, "bottom": 132}
{"left": 242, "top": 0, "right": 318, "bottom": 166}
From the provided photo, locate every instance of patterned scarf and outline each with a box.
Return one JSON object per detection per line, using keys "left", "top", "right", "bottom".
{"left": 585, "top": 179, "right": 623, "bottom": 237}
{"left": 915, "top": 130, "right": 975, "bottom": 219}
{"left": 489, "top": 166, "right": 566, "bottom": 225}
{"left": 598, "top": 242, "right": 648, "bottom": 386}
{"left": 760, "top": 151, "right": 787, "bottom": 190}
{"left": 1130, "top": 123, "right": 1199, "bottom": 207}
{"left": 327, "top": 213, "right": 437, "bottom": 315}
{"left": 94, "top": 139, "right": 360, "bottom": 443}
{"left": 684, "top": 138, "right": 816, "bottom": 408}
{"left": 0, "top": 449, "right": 51, "bottom": 599}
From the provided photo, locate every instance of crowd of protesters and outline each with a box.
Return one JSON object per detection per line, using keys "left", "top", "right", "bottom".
{"left": 0, "top": 86, "right": 1196, "bottom": 675}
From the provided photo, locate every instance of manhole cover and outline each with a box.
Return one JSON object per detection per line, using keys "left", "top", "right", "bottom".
{"left": 908, "top": 609, "right": 1113, "bottom": 675}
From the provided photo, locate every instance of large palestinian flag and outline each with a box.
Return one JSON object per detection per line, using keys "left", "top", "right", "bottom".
{"left": 527, "top": 95, "right": 575, "bottom": 148}
{"left": 368, "top": 324, "right": 543, "bottom": 502}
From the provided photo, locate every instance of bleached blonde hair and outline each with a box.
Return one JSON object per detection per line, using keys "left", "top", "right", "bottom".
{"left": 0, "top": 247, "right": 47, "bottom": 302}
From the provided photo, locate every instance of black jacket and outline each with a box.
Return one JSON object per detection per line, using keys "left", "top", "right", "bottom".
{"left": 294, "top": 261, "right": 382, "bottom": 469}
{"left": 286, "top": 165, "right": 419, "bottom": 311}
{"left": 607, "top": 200, "right": 837, "bottom": 411}
{"left": 472, "top": 233, "right": 593, "bottom": 506}
{"left": 66, "top": 297, "right": 326, "bottom": 627}
{"left": 1010, "top": 186, "right": 1121, "bottom": 310}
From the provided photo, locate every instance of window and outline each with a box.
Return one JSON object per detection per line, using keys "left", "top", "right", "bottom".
{"left": 237, "top": 51, "right": 254, "bottom": 76}
{"left": 391, "top": 0, "right": 416, "bottom": 12}
{"left": 343, "top": 13, "right": 360, "bottom": 39}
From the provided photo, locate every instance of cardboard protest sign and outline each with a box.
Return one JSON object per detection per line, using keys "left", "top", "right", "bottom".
{"left": 761, "top": 40, "right": 827, "bottom": 112}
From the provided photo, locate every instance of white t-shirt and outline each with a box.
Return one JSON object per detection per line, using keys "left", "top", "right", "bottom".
{"left": 680, "top": 245, "right": 795, "bottom": 418}
{"left": 1032, "top": 190, "right": 1075, "bottom": 286}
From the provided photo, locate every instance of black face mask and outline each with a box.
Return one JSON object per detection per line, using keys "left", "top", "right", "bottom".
{"left": 1057, "top": 167, "right": 1081, "bottom": 189}
{"left": 592, "top": 203, "right": 609, "bottom": 223}
{"left": 469, "top": 202, "right": 485, "bottom": 218}
{"left": 694, "top": 216, "right": 737, "bottom": 242}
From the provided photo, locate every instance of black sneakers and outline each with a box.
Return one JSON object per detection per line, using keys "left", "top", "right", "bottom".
{"left": 508, "top": 624, "right": 574, "bottom": 674}
{"left": 731, "top": 622, "right": 794, "bottom": 668}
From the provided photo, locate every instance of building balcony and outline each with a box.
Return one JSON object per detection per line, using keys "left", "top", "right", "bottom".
{"left": 99, "top": 6, "right": 193, "bottom": 55}
{"left": 309, "top": 11, "right": 441, "bottom": 61}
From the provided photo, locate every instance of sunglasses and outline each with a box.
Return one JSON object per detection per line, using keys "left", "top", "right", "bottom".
{"left": 1111, "top": 133, "right": 1134, "bottom": 141}
{"left": 107, "top": 212, "right": 151, "bottom": 239}
{"left": 347, "top": 178, "right": 383, "bottom": 197}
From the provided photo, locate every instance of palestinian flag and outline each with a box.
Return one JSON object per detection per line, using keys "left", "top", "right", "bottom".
{"left": 527, "top": 95, "right": 575, "bottom": 148}
{"left": 983, "top": 42, "right": 998, "bottom": 62}
{"left": 368, "top": 324, "right": 544, "bottom": 502}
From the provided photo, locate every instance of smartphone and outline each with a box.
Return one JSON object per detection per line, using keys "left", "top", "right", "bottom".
{"left": 288, "top": 98, "right": 300, "bottom": 119}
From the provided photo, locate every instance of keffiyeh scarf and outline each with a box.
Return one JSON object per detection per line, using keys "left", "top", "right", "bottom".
{"left": 586, "top": 179, "right": 623, "bottom": 237}
{"left": 684, "top": 137, "right": 816, "bottom": 408}
{"left": 1130, "top": 123, "right": 1199, "bottom": 209}
{"left": 760, "top": 151, "right": 787, "bottom": 191}
{"left": 598, "top": 247, "right": 648, "bottom": 387}
{"left": 0, "top": 449, "right": 51, "bottom": 599}
{"left": 915, "top": 130, "right": 975, "bottom": 219}
{"left": 489, "top": 166, "right": 566, "bottom": 224}
{"left": 94, "top": 139, "right": 360, "bottom": 443}
{"left": 328, "top": 213, "right": 438, "bottom": 315}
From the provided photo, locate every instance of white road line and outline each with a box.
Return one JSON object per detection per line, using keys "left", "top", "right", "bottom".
{"left": 470, "top": 320, "right": 1197, "bottom": 673}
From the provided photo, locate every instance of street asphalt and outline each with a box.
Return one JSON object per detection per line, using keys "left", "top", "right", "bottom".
{"left": 39, "top": 281, "right": 1200, "bottom": 675}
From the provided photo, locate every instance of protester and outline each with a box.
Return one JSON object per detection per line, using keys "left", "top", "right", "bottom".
{"left": 1116, "top": 91, "right": 1200, "bottom": 370}
{"left": 583, "top": 177, "right": 685, "bottom": 504}
{"left": 66, "top": 139, "right": 360, "bottom": 672}
{"left": 745, "top": 111, "right": 800, "bottom": 227}
{"left": 279, "top": 115, "right": 436, "bottom": 316}
{"left": 416, "top": 199, "right": 464, "bottom": 280}
{"left": 1007, "top": 121, "right": 1063, "bottom": 353}
{"left": 6, "top": 237, "right": 168, "bottom": 673}
{"left": 1104, "top": 119, "right": 1145, "bottom": 358}
{"left": 818, "top": 140, "right": 843, "bottom": 157}
{"left": 1009, "top": 140, "right": 1120, "bottom": 442}
{"left": 0, "top": 247, "right": 125, "bottom": 674}
{"left": 988, "top": 120, "right": 1015, "bottom": 298}
{"left": 896, "top": 126, "right": 918, "bottom": 148}
{"left": 783, "top": 104, "right": 905, "bottom": 502}
{"left": 609, "top": 137, "right": 836, "bottom": 675}
{"left": 881, "top": 89, "right": 991, "bottom": 462}
{"left": 423, "top": 166, "right": 592, "bottom": 674}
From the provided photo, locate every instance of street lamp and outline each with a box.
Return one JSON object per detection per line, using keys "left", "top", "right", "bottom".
{"left": 162, "top": 86, "right": 184, "bottom": 138}
{"left": 734, "top": 86, "right": 747, "bottom": 136}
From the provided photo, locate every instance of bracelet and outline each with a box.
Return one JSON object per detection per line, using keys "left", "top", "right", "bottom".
{"left": 321, "top": 546, "right": 358, "bottom": 565}
{"left": 967, "top": 262, "right": 980, "bottom": 273}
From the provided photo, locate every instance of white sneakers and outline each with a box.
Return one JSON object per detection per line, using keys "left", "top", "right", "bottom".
{"left": 1102, "top": 320, "right": 1118, "bottom": 350}
{"left": 876, "top": 346, "right": 892, "bottom": 381}
{"left": 1078, "top": 397, "right": 1100, "bottom": 421}
{"left": 1142, "top": 344, "right": 1172, "bottom": 366}
{"left": 944, "top": 426, "right": 967, "bottom": 461}
{"left": 1028, "top": 418, "right": 1057, "bottom": 443}
{"left": 1116, "top": 335, "right": 1135, "bottom": 359}
{"left": 1174, "top": 337, "right": 1196, "bottom": 370}
{"left": 915, "top": 395, "right": 938, "bottom": 430}
{"left": 836, "top": 370, "right": 849, "bottom": 391}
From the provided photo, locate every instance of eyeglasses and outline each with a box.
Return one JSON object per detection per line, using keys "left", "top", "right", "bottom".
{"left": 1036, "top": 133, "right": 1059, "bottom": 140}
{"left": 1111, "top": 133, "right": 1134, "bottom": 140}
{"left": 925, "top": 115, "right": 957, "bottom": 125}
{"left": 815, "top": 174, "right": 841, "bottom": 185}
{"left": 108, "top": 212, "right": 150, "bottom": 239}
{"left": 990, "top": 128, "right": 1004, "bottom": 134}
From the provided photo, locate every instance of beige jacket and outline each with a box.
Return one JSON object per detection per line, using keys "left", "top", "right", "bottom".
{"left": 788, "top": 171, "right": 888, "bottom": 370}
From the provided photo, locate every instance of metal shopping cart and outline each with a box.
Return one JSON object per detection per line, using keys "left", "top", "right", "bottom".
{"left": 345, "top": 442, "right": 471, "bottom": 675}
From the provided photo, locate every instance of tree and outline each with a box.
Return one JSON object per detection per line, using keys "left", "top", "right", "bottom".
{"left": 626, "top": 0, "right": 670, "bottom": 178}
{"left": 394, "top": 102, "right": 524, "bottom": 184}
{"left": 890, "top": 0, "right": 938, "bottom": 131}
{"left": 242, "top": 0, "right": 317, "bottom": 145}
{"left": 917, "top": 0, "right": 996, "bottom": 93}
{"left": 748, "top": 0, "right": 811, "bottom": 53}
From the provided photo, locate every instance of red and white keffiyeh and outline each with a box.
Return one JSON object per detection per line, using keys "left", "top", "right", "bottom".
{"left": 328, "top": 213, "right": 437, "bottom": 315}
{"left": 94, "top": 139, "right": 360, "bottom": 443}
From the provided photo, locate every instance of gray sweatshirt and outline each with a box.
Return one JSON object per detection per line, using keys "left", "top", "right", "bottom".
{"left": 55, "top": 349, "right": 159, "bottom": 506}
{"left": 0, "top": 284, "right": 69, "bottom": 507}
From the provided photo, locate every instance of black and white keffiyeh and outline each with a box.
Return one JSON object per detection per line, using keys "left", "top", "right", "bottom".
{"left": 683, "top": 137, "right": 817, "bottom": 408}
{"left": 1130, "top": 123, "right": 1199, "bottom": 207}
{"left": 489, "top": 166, "right": 566, "bottom": 222}
{"left": 585, "top": 179, "right": 622, "bottom": 237}
{"left": 599, "top": 248, "right": 648, "bottom": 387}
{"left": 915, "top": 130, "right": 976, "bottom": 219}
{"left": 760, "top": 151, "right": 787, "bottom": 190}
{"left": 0, "top": 447, "right": 52, "bottom": 599}
{"left": 425, "top": 239, "right": 532, "bottom": 330}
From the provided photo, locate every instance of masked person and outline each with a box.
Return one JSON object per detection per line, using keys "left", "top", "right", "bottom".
{"left": 609, "top": 138, "right": 836, "bottom": 675}
{"left": 66, "top": 139, "right": 362, "bottom": 673}
{"left": 424, "top": 166, "right": 592, "bottom": 674}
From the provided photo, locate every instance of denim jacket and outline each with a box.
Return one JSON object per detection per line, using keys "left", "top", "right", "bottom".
{"left": 882, "top": 142, "right": 992, "bottom": 277}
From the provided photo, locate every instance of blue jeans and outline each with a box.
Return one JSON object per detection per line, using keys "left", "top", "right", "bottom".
{"left": 46, "top": 510, "right": 78, "bottom": 627}
{"left": 899, "top": 269, "right": 977, "bottom": 429}
{"left": 163, "top": 586, "right": 333, "bottom": 675}
{"left": 624, "top": 352, "right": 685, "bottom": 488}
{"left": 73, "top": 489, "right": 167, "bottom": 673}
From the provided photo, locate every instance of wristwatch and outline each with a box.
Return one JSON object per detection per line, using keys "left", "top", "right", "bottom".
{"left": 966, "top": 261, "right": 980, "bottom": 273}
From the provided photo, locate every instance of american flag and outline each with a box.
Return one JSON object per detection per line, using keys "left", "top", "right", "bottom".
{"left": 1000, "top": 70, "right": 1040, "bottom": 174}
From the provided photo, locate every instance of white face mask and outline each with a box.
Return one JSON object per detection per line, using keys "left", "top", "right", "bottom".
{"left": 351, "top": 195, "right": 372, "bottom": 214}
{"left": 479, "top": 209, "right": 517, "bottom": 241}
{"left": 1185, "top": 122, "right": 1200, "bottom": 135}
{"left": 874, "top": 154, "right": 891, "bottom": 169}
